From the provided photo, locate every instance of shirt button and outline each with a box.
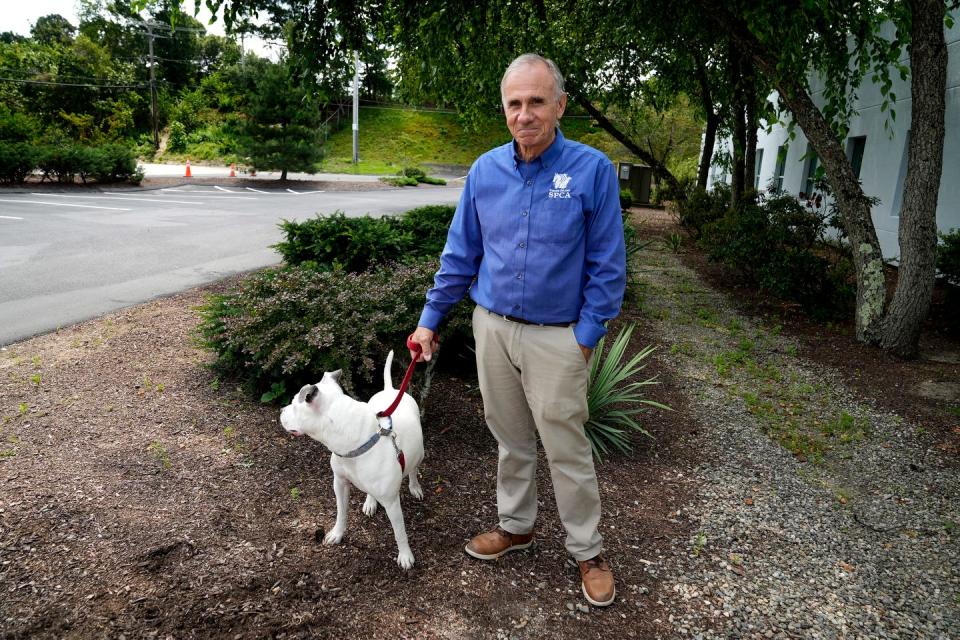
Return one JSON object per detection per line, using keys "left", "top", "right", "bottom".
{"left": 516, "top": 273, "right": 523, "bottom": 279}
{"left": 521, "top": 210, "right": 528, "bottom": 217}
{"left": 519, "top": 242, "right": 526, "bottom": 248}
{"left": 525, "top": 180, "right": 533, "bottom": 186}
{"left": 513, "top": 304, "right": 520, "bottom": 310}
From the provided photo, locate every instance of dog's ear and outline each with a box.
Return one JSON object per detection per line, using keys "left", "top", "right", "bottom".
{"left": 320, "top": 370, "right": 342, "bottom": 385}
{"left": 297, "top": 384, "right": 319, "bottom": 404}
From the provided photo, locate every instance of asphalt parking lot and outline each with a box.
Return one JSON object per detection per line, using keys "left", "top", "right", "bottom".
{"left": 0, "top": 185, "right": 462, "bottom": 346}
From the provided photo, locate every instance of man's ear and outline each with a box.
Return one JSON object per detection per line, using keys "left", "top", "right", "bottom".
{"left": 557, "top": 92, "right": 567, "bottom": 119}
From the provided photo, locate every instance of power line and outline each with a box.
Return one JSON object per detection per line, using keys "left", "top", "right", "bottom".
{"left": 0, "top": 76, "right": 147, "bottom": 89}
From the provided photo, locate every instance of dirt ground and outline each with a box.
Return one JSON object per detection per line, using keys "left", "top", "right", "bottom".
{"left": 1, "top": 209, "right": 956, "bottom": 638}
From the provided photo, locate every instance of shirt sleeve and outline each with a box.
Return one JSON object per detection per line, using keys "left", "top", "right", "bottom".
{"left": 417, "top": 167, "right": 484, "bottom": 331}
{"left": 574, "top": 159, "right": 627, "bottom": 348}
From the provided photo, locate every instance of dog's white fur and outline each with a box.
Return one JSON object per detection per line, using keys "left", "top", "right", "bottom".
{"left": 279, "top": 351, "right": 424, "bottom": 569}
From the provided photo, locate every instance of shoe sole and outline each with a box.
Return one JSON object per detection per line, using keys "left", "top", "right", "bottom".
{"left": 581, "top": 582, "right": 616, "bottom": 607}
{"left": 464, "top": 540, "right": 533, "bottom": 561}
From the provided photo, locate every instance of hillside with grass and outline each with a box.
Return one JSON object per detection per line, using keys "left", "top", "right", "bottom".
{"left": 320, "top": 106, "right": 641, "bottom": 174}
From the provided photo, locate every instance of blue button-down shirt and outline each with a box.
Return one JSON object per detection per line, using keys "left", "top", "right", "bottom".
{"left": 418, "top": 129, "right": 626, "bottom": 348}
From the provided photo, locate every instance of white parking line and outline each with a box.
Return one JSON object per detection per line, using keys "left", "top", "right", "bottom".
{"left": 245, "top": 187, "right": 268, "bottom": 193}
{"left": 214, "top": 186, "right": 235, "bottom": 193}
{"left": 286, "top": 188, "right": 324, "bottom": 195}
{"left": 0, "top": 215, "right": 24, "bottom": 220}
{"left": 0, "top": 198, "right": 130, "bottom": 211}
{"left": 35, "top": 193, "right": 200, "bottom": 205}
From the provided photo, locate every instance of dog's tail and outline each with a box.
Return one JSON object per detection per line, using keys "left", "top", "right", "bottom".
{"left": 383, "top": 350, "right": 395, "bottom": 391}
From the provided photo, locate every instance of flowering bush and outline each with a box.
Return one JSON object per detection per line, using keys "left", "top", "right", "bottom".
{"left": 198, "top": 258, "right": 472, "bottom": 399}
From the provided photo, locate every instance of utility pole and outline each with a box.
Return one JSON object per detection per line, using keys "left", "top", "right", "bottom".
{"left": 146, "top": 21, "right": 159, "bottom": 150}
{"left": 352, "top": 51, "right": 359, "bottom": 164}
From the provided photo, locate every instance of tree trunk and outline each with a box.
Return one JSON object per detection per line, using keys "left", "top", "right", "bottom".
{"left": 728, "top": 40, "right": 746, "bottom": 204}
{"left": 281, "top": 168, "right": 288, "bottom": 181}
{"left": 879, "top": 0, "right": 947, "bottom": 357}
{"left": 693, "top": 51, "right": 719, "bottom": 190}
{"left": 698, "top": 112, "right": 719, "bottom": 189}
{"left": 568, "top": 85, "right": 683, "bottom": 198}
{"left": 743, "top": 60, "right": 758, "bottom": 195}
{"left": 710, "top": 5, "right": 888, "bottom": 343}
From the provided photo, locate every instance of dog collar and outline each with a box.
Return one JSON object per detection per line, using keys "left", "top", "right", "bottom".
{"left": 334, "top": 416, "right": 405, "bottom": 471}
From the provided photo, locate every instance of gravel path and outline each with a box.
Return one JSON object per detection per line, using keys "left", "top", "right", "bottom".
{"left": 635, "top": 242, "right": 960, "bottom": 638}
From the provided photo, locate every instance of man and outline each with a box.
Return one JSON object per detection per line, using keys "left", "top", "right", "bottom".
{"left": 409, "top": 53, "right": 626, "bottom": 607}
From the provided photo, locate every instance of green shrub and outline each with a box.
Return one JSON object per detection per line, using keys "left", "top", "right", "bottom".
{"left": 418, "top": 175, "right": 447, "bottom": 185}
{"left": 700, "top": 192, "right": 852, "bottom": 316}
{"left": 938, "top": 229, "right": 960, "bottom": 287}
{"left": 0, "top": 142, "right": 38, "bottom": 184}
{"left": 677, "top": 184, "right": 731, "bottom": 239}
{"left": 381, "top": 175, "right": 419, "bottom": 187}
{"left": 402, "top": 166, "right": 426, "bottom": 179}
{"left": 400, "top": 205, "right": 456, "bottom": 256}
{"left": 37, "top": 145, "right": 86, "bottom": 183}
{"left": 586, "top": 323, "right": 668, "bottom": 462}
{"left": 274, "top": 205, "right": 456, "bottom": 271}
{"left": 168, "top": 121, "right": 188, "bottom": 152}
{"left": 619, "top": 188, "right": 633, "bottom": 210}
{"left": 274, "top": 213, "right": 410, "bottom": 271}
{"left": 197, "top": 258, "right": 473, "bottom": 398}
{"left": 91, "top": 144, "right": 139, "bottom": 183}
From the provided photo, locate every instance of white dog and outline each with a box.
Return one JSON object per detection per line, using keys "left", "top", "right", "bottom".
{"left": 279, "top": 351, "right": 425, "bottom": 569}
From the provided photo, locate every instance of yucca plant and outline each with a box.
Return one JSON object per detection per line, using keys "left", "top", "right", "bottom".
{"left": 586, "top": 323, "right": 670, "bottom": 462}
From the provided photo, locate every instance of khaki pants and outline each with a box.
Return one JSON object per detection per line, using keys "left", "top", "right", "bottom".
{"left": 472, "top": 305, "right": 603, "bottom": 560}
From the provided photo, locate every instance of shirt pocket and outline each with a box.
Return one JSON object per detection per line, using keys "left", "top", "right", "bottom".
{"left": 536, "top": 196, "right": 585, "bottom": 245}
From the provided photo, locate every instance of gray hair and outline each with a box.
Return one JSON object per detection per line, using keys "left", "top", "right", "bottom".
{"left": 500, "top": 54, "right": 566, "bottom": 104}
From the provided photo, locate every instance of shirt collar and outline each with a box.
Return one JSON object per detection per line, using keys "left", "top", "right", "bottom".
{"left": 512, "top": 127, "right": 566, "bottom": 170}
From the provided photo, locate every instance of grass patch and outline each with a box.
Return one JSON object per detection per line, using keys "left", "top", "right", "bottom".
{"left": 321, "top": 107, "right": 626, "bottom": 174}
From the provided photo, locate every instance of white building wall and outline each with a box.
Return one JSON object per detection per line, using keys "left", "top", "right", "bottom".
{"left": 707, "top": 20, "right": 960, "bottom": 261}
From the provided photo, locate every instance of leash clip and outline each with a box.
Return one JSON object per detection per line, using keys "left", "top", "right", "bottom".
{"left": 377, "top": 414, "right": 394, "bottom": 435}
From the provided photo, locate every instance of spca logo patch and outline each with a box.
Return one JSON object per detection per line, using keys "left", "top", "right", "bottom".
{"left": 548, "top": 173, "right": 572, "bottom": 199}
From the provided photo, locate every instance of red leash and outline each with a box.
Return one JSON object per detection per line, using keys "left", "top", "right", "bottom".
{"left": 376, "top": 333, "right": 439, "bottom": 419}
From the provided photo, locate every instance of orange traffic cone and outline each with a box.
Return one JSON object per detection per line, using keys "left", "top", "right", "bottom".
{"left": 229, "top": 163, "right": 236, "bottom": 178}
{"left": 185, "top": 160, "right": 192, "bottom": 178}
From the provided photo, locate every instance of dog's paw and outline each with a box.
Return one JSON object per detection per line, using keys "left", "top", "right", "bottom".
{"left": 362, "top": 495, "right": 378, "bottom": 516}
{"left": 396, "top": 550, "right": 415, "bottom": 570}
{"left": 409, "top": 484, "right": 424, "bottom": 500}
{"left": 323, "top": 529, "right": 345, "bottom": 545}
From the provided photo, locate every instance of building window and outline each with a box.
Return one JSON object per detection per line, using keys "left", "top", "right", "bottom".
{"left": 847, "top": 136, "right": 867, "bottom": 179}
{"left": 803, "top": 147, "right": 819, "bottom": 196}
{"left": 754, "top": 149, "right": 764, "bottom": 189}
{"left": 774, "top": 145, "right": 787, "bottom": 192}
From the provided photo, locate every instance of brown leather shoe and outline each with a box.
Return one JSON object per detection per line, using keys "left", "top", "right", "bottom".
{"left": 464, "top": 526, "right": 534, "bottom": 560}
{"left": 578, "top": 555, "right": 616, "bottom": 606}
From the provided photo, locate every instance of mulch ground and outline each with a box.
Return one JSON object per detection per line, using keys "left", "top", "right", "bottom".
{"left": 0, "top": 274, "right": 698, "bottom": 639}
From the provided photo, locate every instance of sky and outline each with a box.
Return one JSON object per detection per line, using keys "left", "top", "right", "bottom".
{"left": 2, "top": 0, "right": 278, "bottom": 58}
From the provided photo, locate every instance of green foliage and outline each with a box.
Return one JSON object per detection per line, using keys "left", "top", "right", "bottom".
{"left": 619, "top": 189, "right": 633, "bottom": 210}
{"left": 168, "top": 121, "right": 188, "bottom": 153}
{"left": 200, "top": 203, "right": 463, "bottom": 399}
{"left": 402, "top": 166, "right": 427, "bottom": 179}
{"left": 675, "top": 184, "right": 731, "bottom": 239}
{"left": 0, "top": 143, "right": 39, "bottom": 184}
{"left": 417, "top": 175, "right": 447, "bottom": 185}
{"left": 196, "top": 257, "right": 473, "bottom": 398}
{"left": 585, "top": 324, "right": 669, "bottom": 462}
{"left": 937, "top": 229, "right": 960, "bottom": 287}
{"left": 700, "top": 192, "right": 854, "bottom": 317}
{"left": 273, "top": 205, "right": 456, "bottom": 272}
{"left": 228, "top": 58, "right": 325, "bottom": 177}
{"left": 381, "top": 176, "right": 420, "bottom": 187}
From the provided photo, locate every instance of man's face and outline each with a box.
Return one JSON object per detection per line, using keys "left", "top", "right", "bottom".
{"left": 502, "top": 62, "right": 567, "bottom": 159}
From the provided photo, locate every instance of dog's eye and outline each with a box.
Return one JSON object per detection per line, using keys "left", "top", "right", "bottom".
{"left": 305, "top": 386, "right": 318, "bottom": 403}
